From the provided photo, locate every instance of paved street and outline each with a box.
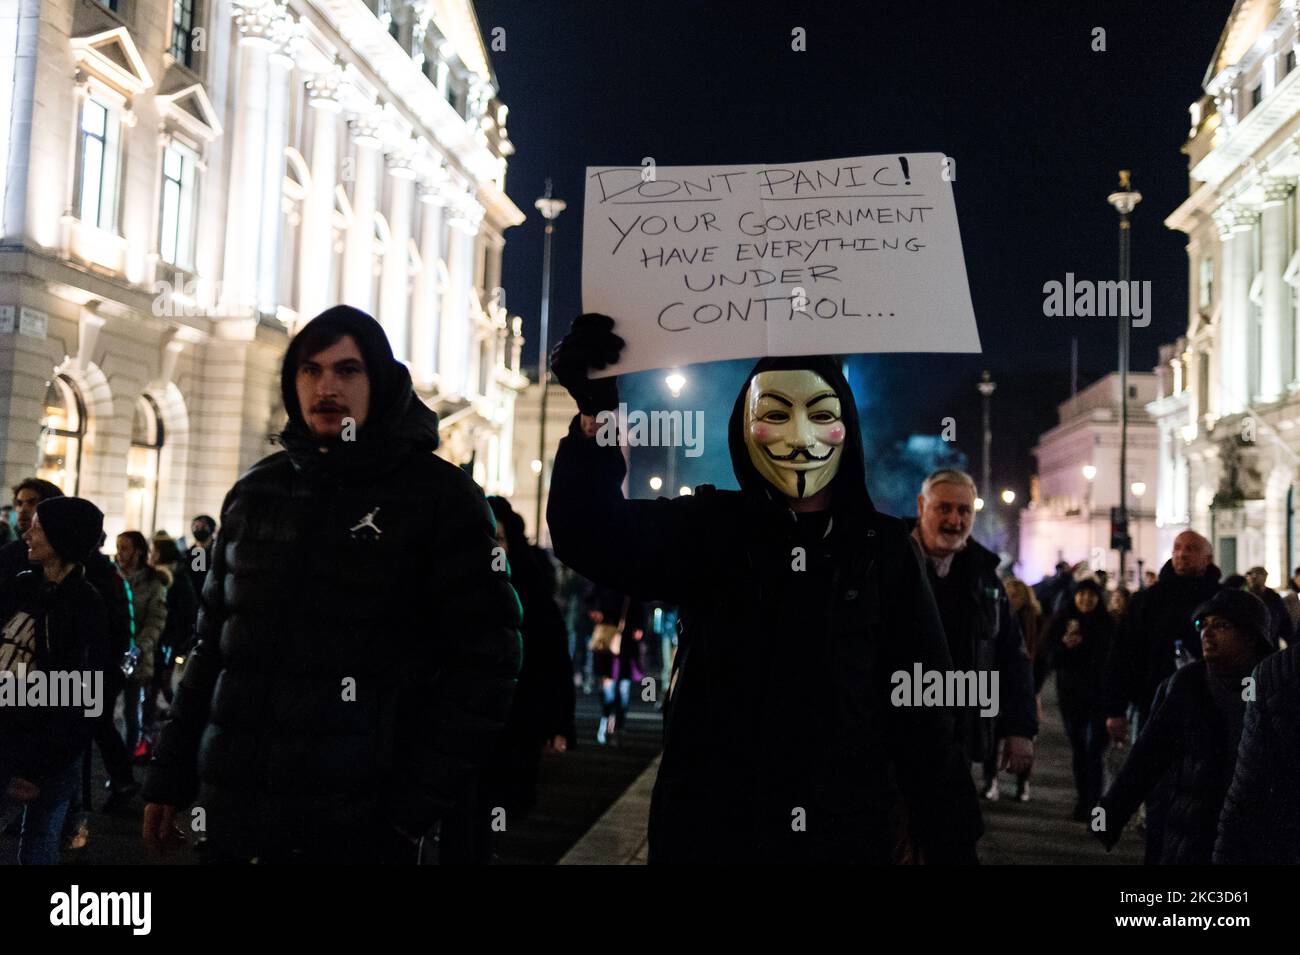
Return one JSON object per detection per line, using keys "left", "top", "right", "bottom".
{"left": 560, "top": 674, "right": 1146, "bottom": 865}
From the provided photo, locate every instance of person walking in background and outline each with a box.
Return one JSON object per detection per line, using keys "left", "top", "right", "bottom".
{"left": 1046, "top": 579, "right": 1115, "bottom": 821}
{"left": 1107, "top": 587, "right": 1130, "bottom": 627}
{"left": 1096, "top": 589, "right": 1272, "bottom": 864}
{"left": 1280, "top": 566, "right": 1300, "bottom": 637}
{"left": 1033, "top": 561, "right": 1073, "bottom": 617}
{"left": 69, "top": 533, "right": 136, "bottom": 842}
{"left": 0, "top": 479, "right": 64, "bottom": 587}
{"left": 1003, "top": 577, "right": 1045, "bottom": 802}
{"left": 186, "top": 515, "right": 216, "bottom": 601}
{"left": 0, "top": 498, "right": 109, "bottom": 864}
{"left": 1105, "top": 531, "right": 1221, "bottom": 746}
{"left": 1244, "top": 566, "right": 1288, "bottom": 651}
{"left": 441, "top": 496, "right": 574, "bottom": 863}
{"left": 149, "top": 534, "right": 198, "bottom": 721}
{"left": 585, "top": 584, "right": 644, "bottom": 745}
{"left": 115, "top": 531, "right": 168, "bottom": 763}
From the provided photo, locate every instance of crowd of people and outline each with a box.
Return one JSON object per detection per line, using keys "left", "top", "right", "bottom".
{"left": 1006, "top": 531, "right": 1299, "bottom": 863}
{"left": 1, "top": 303, "right": 1295, "bottom": 865}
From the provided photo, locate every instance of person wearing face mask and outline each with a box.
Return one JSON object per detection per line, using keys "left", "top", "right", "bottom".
{"left": 908, "top": 471, "right": 1038, "bottom": 803}
{"left": 1044, "top": 579, "right": 1113, "bottom": 820}
{"left": 547, "top": 313, "right": 982, "bottom": 864}
{"left": 185, "top": 515, "right": 216, "bottom": 600}
{"left": 1095, "top": 588, "right": 1273, "bottom": 864}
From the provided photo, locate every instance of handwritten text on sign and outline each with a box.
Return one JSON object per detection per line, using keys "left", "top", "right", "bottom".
{"left": 581, "top": 154, "right": 981, "bottom": 376}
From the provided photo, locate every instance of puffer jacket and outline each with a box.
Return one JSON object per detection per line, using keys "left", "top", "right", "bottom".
{"left": 122, "top": 565, "right": 167, "bottom": 684}
{"left": 1096, "top": 660, "right": 1245, "bottom": 864}
{"left": 549, "top": 354, "right": 983, "bottom": 864}
{"left": 143, "top": 307, "right": 521, "bottom": 853}
{"left": 1214, "top": 645, "right": 1300, "bottom": 864}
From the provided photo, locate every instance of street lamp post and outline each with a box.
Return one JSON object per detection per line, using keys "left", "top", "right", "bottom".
{"left": 533, "top": 179, "right": 566, "bottom": 546}
{"left": 1083, "top": 464, "right": 1097, "bottom": 567}
{"left": 665, "top": 372, "right": 685, "bottom": 496}
{"left": 1108, "top": 170, "right": 1142, "bottom": 586}
{"left": 1131, "top": 480, "right": 1147, "bottom": 578}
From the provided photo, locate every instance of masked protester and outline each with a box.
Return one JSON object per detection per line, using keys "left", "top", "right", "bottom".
{"left": 547, "top": 313, "right": 983, "bottom": 864}
{"left": 141, "top": 306, "right": 521, "bottom": 864}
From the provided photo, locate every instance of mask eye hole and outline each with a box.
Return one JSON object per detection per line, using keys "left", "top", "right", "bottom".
{"left": 810, "top": 410, "right": 839, "bottom": 424}
{"left": 760, "top": 410, "right": 789, "bottom": 423}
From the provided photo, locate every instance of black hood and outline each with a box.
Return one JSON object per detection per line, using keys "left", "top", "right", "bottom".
{"left": 727, "top": 354, "right": 875, "bottom": 520}
{"left": 279, "top": 306, "right": 440, "bottom": 478}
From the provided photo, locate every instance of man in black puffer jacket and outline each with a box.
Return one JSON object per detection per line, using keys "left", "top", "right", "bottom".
{"left": 547, "top": 314, "right": 983, "bottom": 864}
{"left": 1095, "top": 588, "right": 1272, "bottom": 864}
{"left": 1214, "top": 643, "right": 1300, "bottom": 864}
{"left": 142, "top": 306, "right": 521, "bottom": 863}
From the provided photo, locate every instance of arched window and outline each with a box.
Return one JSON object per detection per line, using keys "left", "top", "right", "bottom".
{"left": 37, "top": 376, "right": 86, "bottom": 494}
{"left": 126, "top": 395, "right": 164, "bottom": 534}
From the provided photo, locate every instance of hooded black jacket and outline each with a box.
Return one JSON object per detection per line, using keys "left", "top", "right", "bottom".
{"left": 1097, "top": 659, "right": 1254, "bottom": 864}
{"left": 143, "top": 307, "right": 521, "bottom": 853}
{"left": 548, "top": 355, "right": 983, "bottom": 863}
{"left": 0, "top": 565, "right": 110, "bottom": 781}
{"left": 1104, "top": 559, "right": 1221, "bottom": 719}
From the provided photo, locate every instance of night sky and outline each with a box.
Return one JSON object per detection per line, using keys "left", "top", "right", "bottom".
{"left": 474, "top": 0, "right": 1231, "bottom": 519}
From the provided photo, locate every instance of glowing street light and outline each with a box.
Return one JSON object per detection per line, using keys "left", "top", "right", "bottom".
{"left": 679, "top": 486, "right": 692, "bottom": 496}
{"left": 649, "top": 476, "right": 663, "bottom": 491}
{"left": 1082, "top": 464, "right": 1097, "bottom": 481}
{"left": 974, "top": 496, "right": 985, "bottom": 511}
{"left": 1000, "top": 489, "right": 1016, "bottom": 505}
{"left": 1131, "top": 481, "right": 1146, "bottom": 498}
{"left": 665, "top": 371, "right": 686, "bottom": 397}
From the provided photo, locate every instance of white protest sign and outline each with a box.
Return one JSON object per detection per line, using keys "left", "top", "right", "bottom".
{"left": 581, "top": 153, "right": 981, "bottom": 376}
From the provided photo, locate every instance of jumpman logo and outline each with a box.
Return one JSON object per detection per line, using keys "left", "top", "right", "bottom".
{"left": 350, "top": 506, "right": 383, "bottom": 538}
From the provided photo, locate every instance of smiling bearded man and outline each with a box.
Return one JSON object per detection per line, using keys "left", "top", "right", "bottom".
{"left": 547, "top": 313, "right": 983, "bottom": 864}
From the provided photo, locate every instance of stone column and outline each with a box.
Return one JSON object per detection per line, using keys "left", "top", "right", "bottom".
{"left": 1261, "top": 178, "right": 1294, "bottom": 402}
{"left": 255, "top": 29, "right": 295, "bottom": 318}
{"left": 439, "top": 200, "right": 482, "bottom": 396}
{"left": 410, "top": 179, "right": 446, "bottom": 388}
{"left": 297, "top": 67, "right": 343, "bottom": 322}
{"left": 222, "top": 2, "right": 283, "bottom": 315}
{"left": 342, "top": 114, "right": 382, "bottom": 311}
{"left": 1214, "top": 209, "right": 1236, "bottom": 417}
{"left": 378, "top": 147, "right": 416, "bottom": 359}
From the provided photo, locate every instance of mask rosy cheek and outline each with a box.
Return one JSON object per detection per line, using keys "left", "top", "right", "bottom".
{"left": 752, "top": 424, "right": 771, "bottom": 441}
{"left": 827, "top": 425, "right": 845, "bottom": 443}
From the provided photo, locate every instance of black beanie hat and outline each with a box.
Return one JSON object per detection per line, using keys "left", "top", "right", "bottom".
{"left": 1191, "top": 588, "right": 1274, "bottom": 654}
{"left": 35, "top": 497, "right": 104, "bottom": 564}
